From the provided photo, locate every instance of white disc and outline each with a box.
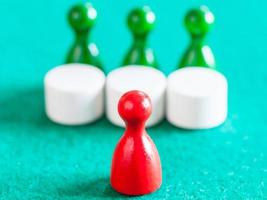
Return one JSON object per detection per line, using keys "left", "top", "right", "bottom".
{"left": 106, "top": 65, "right": 167, "bottom": 127}
{"left": 44, "top": 63, "right": 105, "bottom": 125}
{"left": 167, "top": 67, "right": 228, "bottom": 129}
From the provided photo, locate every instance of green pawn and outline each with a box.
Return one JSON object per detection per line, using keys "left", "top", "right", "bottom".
{"left": 123, "top": 6, "right": 158, "bottom": 68}
{"left": 66, "top": 3, "right": 102, "bottom": 69}
{"left": 179, "top": 6, "right": 215, "bottom": 69}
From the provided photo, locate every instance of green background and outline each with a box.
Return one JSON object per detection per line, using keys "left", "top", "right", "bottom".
{"left": 0, "top": 0, "right": 267, "bottom": 199}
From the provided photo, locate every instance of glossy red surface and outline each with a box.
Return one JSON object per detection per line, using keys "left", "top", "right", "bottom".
{"left": 110, "top": 90, "right": 162, "bottom": 196}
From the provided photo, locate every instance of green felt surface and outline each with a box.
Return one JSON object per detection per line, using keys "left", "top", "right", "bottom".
{"left": 0, "top": 0, "right": 267, "bottom": 199}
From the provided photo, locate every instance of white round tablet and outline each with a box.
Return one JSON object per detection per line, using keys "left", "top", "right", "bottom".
{"left": 106, "top": 65, "right": 167, "bottom": 127}
{"left": 44, "top": 63, "right": 105, "bottom": 125}
{"left": 167, "top": 67, "right": 228, "bottom": 129}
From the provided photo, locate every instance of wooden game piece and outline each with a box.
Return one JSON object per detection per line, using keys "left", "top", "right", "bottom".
{"left": 122, "top": 6, "right": 157, "bottom": 68}
{"left": 167, "top": 67, "right": 228, "bottom": 129}
{"left": 44, "top": 63, "right": 105, "bottom": 125}
{"left": 106, "top": 65, "right": 166, "bottom": 127}
{"left": 66, "top": 3, "right": 102, "bottom": 69}
{"left": 110, "top": 90, "right": 162, "bottom": 195}
{"left": 179, "top": 6, "right": 216, "bottom": 69}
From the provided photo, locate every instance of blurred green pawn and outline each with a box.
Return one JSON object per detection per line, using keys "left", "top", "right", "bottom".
{"left": 179, "top": 6, "right": 216, "bottom": 69}
{"left": 66, "top": 3, "right": 102, "bottom": 69}
{"left": 123, "top": 6, "right": 158, "bottom": 68}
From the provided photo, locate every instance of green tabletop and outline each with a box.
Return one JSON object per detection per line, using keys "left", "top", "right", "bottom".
{"left": 0, "top": 0, "right": 267, "bottom": 199}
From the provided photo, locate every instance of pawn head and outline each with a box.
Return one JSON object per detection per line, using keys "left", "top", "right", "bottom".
{"left": 68, "top": 3, "right": 97, "bottom": 32}
{"left": 118, "top": 90, "right": 152, "bottom": 124}
{"left": 184, "top": 6, "right": 214, "bottom": 37}
{"left": 127, "top": 6, "right": 156, "bottom": 36}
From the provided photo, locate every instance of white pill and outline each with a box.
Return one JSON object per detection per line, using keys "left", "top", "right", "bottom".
{"left": 167, "top": 67, "right": 228, "bottom": 129}
{"left": 106, "top": 65, "right": 167, "bottom": 127}
{"left": 44, "top": 63, "right": 105, "bottom": 125}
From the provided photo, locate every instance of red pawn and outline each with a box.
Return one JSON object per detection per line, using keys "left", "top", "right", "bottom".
{"left": 110, "top": 90, "right": 162, "bottom": 196}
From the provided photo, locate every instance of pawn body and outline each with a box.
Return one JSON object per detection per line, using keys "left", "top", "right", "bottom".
{"left": 67, "top": 42, "right": 102, "bottom": 68}
{"left": 179, "top": 40, "right": 215, "bottom": 69}
{"left": 179, "top": 6, "right": 215, "bottom": 69}
{"left": 123, "top": 6, "right": 157, "bottom": 68}
{"left": 111, "top": 129, "right": 162, "bottom": 195}
{"left": 111, "top": 91, "right": 162, "bottom": 195}
{"left": 123, "top": 40, "right": 157, "bottom": 68}
{"left": 66, "top": 3, "right": 102, "bottom": 69}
